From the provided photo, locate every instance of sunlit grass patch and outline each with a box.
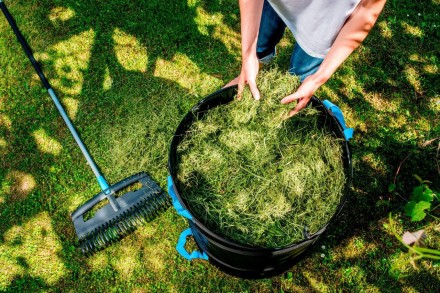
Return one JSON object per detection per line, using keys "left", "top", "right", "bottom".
{"left": 112, "top": 245, "right": 142, "bottom": 279}
{"left": 340, "top": 266, "right": 368, "bottom": 289}
{"left": 340, "top": 74, "right": 365, "bottom": 96}
{"left": 66, "top": 190, "right": 95, "bottom": 214}
{"left": 103, "top": 66, "right": 113, "bottom": 91}
{"left": 193, "top": 6, "right": 223, "bottom": 36}
{"left": 62, "top": 97, "right": 79, "bottom": 120}
{"left": 303, "top": 271, "right": 330, "bottom": 292}
{"left": 403, "top": 66, "right": 423, "bottom": 94}
{"left": 154, "top": 54, "right": 223, "bottom": 96}
{"left": 0, "top": 212, "right": 67, "bottom": 290}
{"left": 0, "top": 192, "right": 5, "bottom": 204}
{"left": 141, "top": 244, "right": 168, "bottom": 273}
{"left": 113, "top": 28, "right": 148, "bottom": 73}
{"left": 32, "top": 128, "right": 62, "bottom": 156}
{"left": 0, "top": 113, "right": 12, "bottom": 130}
{"left": 86, "top": 252, "right": 109, "bottom": 271}
{"left": 190, "top": 1, "right": 240, "bottom": 57}
{"left": 34, "top": 29, "right": 94, "bottom": 96}
{"left": 339, "top": 236, "right": 378, "bottom": 260}
{"left": 48, "top": 7, "right": 75, "bottom": 23}
{"left": 361, "top": 153, "right": 388, "bottom": 175}
{"left": 4, "top": 170, "right": 36, "bottom": 200}
{"left": 365, "top": 93, "right": 399, "bottom": 112}
{"left": 378, "top": 21, "right": 393, "bottom": 39}
{"left": 401, "top": 21, "right": 424, "bottom": 38}
{"left": 429, "top": 97, "right": 440, "bottom": 112}
{"left": 0, "top": 137, "right": 6, "bottom": 148}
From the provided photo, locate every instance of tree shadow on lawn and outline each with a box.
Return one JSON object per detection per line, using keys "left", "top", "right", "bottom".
{"left": 3, "top": 274, "right": 49, "bottom": 293}
{"left": 1, "top": 0, "right": 439, "bottom": 291}
{"left": 0, "top": 0, "right": 240, "bottom": 290}
{"left": 0, "top": 0, "right": 238, "bottom": 226}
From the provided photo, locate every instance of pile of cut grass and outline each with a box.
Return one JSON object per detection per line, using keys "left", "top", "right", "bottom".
{"left": 176, "top": 69, "right": 346, "bottom": 248}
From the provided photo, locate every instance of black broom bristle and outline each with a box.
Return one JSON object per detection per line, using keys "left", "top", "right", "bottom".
{"left": 79, "top": 192, "right": 171, "bottom": 255}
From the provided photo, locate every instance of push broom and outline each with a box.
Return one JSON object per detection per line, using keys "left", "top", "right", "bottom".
{"left": 0, "top": 0, "right": 170, "bottom": 255}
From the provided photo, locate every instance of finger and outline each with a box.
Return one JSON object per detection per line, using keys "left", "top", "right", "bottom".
{"left": 237, "top": 81, "right": 245, "bottom": 100}
{"left": 287, "top": 98, "right": 308, "bottom": 117}
{"left": 287, "top": 107, "right": 299, "bottom": 117}
{"left": 281, "top": 92, "right": 301, "bottom": 104}
{"left": 248, "top": 80, "right": 261, "bottom": 100}
{"left": 223, "top": 77, "right": 240, "bottom": 88}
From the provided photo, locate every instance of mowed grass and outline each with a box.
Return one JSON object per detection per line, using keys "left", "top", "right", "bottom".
{"left": 0, "top": 0, "right": 439, "bottom": 292}
{"left": 177, "top": 69, "right": 346, "bottom": 248}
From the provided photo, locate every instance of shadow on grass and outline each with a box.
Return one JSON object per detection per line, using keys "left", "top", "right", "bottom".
{"left": 3, "top": 275, "right": 48, "bottom": 293}
{"left": 0, "top": 0, "right": 238, "bottom": 290}
{"left": 0, "top": 0, "right": 439, "bottom": 291}
{"left": 0, "top": 0, "right": 238, "bottom": 229}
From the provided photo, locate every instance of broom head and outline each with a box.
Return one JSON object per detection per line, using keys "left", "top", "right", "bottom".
{"left": 71, "top": 172, "right": 170, "bottom": 255}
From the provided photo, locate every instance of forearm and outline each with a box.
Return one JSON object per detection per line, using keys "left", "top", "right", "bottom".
{"left": 239, "top": 0, "right": 264, "bottom": 57}
{"left": 225, "top": 0, "right": 264, "bottom": 98}
{"left": 314, "top": 0, "right": 387, "bottom": 84}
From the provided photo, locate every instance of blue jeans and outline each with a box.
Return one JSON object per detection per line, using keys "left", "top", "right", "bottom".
{"left": 256, "top": 0, "right": 323, "bottom": 82}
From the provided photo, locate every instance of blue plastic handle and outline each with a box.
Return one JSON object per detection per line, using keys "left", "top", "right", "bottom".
{"left": 322, "top": 100, "right": 354, "bottom": 141}
{"left": 176, "top": 228, "right": 209, "bottom": 261}
{"left": 167, "top": 175, "right": 193, "bottom": 220}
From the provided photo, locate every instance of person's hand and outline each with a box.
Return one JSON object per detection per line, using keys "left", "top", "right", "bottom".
{"left": 224, "top": 53, "right": 261, "bottom": 100}
{"left": 281, "top": 74, "right": 323, "bottom": 117}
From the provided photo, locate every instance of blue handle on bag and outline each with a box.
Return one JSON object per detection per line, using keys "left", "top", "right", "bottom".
{"left": 322, "top": 100, "right": 354, "bottom": 141}
{"left": 167, "top": 175, "right": 193, "bottom": 220}
{"left": 176, "top": 228, "right": 209, "bottom": 261}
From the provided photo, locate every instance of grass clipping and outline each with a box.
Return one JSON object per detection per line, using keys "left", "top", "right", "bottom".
{"left": 177, "top": 69, "right": 346, "bottom": 248}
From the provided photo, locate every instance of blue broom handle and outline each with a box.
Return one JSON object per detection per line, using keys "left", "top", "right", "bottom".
{"left": 0, "top": 0, "right": 109, "bottom": 191}
{"left": 48, "top": 89, "right": 109, "bottom": 191}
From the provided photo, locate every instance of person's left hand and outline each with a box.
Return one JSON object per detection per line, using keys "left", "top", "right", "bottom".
{"left": 281, "top": 74, "right": 323, "bottom": 117}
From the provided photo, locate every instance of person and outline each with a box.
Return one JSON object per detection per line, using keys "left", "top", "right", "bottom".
{"left": 226, "top": 0, "right": 387, "bottom": 117}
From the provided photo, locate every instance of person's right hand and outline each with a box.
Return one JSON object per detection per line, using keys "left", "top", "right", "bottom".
{"left": 224, "top": 53, "right": 261, "bottom": 100}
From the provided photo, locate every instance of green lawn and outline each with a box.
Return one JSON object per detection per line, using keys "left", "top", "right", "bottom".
{"left": 0, "top": 0, "right": 439, "bottom": 292}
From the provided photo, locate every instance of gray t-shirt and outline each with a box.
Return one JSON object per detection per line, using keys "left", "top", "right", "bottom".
{"left": 268, "top": 0, "right": 361, "bottom": 58}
